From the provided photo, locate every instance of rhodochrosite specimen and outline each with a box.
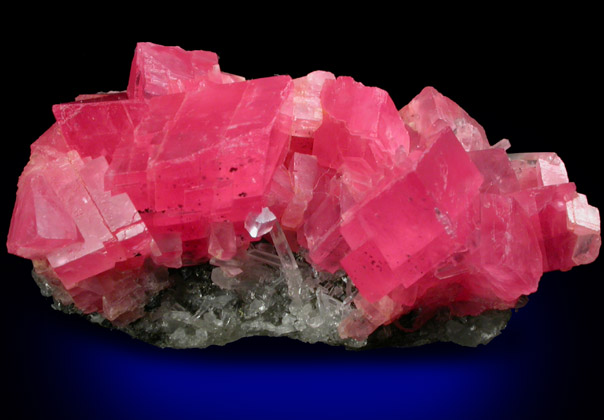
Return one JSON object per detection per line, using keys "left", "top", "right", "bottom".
{"left": 7, "top": 43, "right": 601, "bottom": 349}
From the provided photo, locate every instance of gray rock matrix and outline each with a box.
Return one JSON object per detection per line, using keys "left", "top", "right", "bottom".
{"left": 33, "top": 228, "right": 511, "bottom": 350}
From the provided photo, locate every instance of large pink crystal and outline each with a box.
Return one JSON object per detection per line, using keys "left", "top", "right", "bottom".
{"left": 7, "top": 42, "right": 601, "bottom": 336}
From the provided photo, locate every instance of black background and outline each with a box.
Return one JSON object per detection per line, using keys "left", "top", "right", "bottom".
{"left": 2, "top": 9, "right": 602, "bottom": 420}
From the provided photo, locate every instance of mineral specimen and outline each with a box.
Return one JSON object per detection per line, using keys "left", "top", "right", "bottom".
{"left": 7, "top": 42, "right": 601, "bottom": 349}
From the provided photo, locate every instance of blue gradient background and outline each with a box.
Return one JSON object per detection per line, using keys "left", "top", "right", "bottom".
{"left": 3, "top": 16, "right": 602, "bottom": 420}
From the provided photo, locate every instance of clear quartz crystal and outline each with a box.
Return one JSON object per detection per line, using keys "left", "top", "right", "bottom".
{"left": 245, "top": 208, "right": 277, "bottom": 238}
{"left": 270, "top": 221, "right": 304, "bottom": 305}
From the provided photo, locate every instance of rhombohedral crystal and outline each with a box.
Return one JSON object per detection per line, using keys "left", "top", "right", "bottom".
{"left": 7, "top": 42, "right": 601, "bottom": 349}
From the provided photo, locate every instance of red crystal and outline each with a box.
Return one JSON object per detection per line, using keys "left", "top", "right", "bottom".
{"left": 7, "top": 42, "right": 601, "bottom": 336}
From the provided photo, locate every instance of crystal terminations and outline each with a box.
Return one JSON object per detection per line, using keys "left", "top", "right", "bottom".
{"left": 7, "top": 43, "right": 601, "bottom": 349}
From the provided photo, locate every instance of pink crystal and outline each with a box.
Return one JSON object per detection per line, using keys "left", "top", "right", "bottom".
{"left": 400, "top": 86, "right": 490, "bottom": 152}
{"left": 7, "top": 42, "right": 600, "bottom": 337}
{"left": 313, "top": 76, "right": 410, "bottom": 171}
{"left": 127, "top": 42, "right": 225, "bottom": 99}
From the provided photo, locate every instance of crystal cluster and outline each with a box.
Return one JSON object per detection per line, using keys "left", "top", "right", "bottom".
{"left": 7, "top": 42, "right": 601, "bottom": 348}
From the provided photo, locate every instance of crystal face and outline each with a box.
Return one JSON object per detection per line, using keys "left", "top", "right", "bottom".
{"left": 7, "top": 42, "right": 601, "bottom": 349}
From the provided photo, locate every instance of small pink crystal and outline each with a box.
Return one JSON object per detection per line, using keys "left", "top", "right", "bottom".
{"left": 7, "top": 42, "right": 600, "bottom": 338}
